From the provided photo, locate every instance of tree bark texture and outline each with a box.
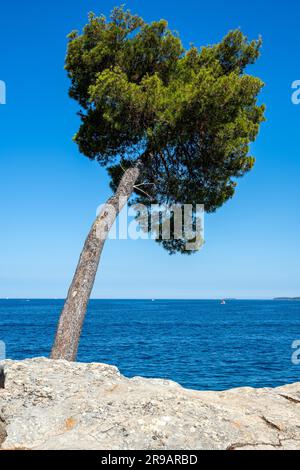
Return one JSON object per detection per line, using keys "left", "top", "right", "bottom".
{"left": 50, "top": 160, "right": 143, "bottom": 361}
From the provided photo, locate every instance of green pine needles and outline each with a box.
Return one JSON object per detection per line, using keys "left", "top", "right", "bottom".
{"left": 66, "top": 5, "right": 265, "bottom": 253}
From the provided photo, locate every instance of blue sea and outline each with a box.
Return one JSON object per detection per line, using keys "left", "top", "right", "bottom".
{"left": 0, "top": 299, "right": 299, "bottom": 391}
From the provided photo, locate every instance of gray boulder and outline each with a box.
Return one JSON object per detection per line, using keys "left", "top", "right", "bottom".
{"left": 0, "top": 357, "right": 299, "bottom": 450}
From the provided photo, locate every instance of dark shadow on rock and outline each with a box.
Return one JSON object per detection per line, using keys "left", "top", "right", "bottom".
{"left": 0, "top": 366, "right": 4, "bottom": 389}
{"left": 0, "top": 419, "right": 7, "bottom": 448}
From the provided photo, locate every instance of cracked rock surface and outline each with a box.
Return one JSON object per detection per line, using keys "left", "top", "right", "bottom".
{"left": 0, "top": 357, "right": 299, "bottom": 450}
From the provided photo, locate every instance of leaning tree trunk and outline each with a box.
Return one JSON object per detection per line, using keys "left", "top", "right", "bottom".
{"left": 50, "top": 159, "right": 143, "bottom": 361}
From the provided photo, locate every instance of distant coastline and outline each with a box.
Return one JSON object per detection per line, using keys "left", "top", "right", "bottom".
{"left": 273, "top": 297, "right": 300, "bottom": 301}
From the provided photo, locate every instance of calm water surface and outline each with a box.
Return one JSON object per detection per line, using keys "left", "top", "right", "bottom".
{"left": 0, "top": 299, "right": 299, "bottom": 390}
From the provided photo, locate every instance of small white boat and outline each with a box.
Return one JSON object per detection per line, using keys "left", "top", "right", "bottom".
{"left": 220, "top": 300, "right": 226, "bottom": 305}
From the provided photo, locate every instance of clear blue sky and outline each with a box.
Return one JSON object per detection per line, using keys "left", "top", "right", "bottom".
{"left": 0, "top": 0, "right": 299, "bottom": 299}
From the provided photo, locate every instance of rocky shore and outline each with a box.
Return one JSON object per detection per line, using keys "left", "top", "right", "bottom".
{"left": 0, "top": 358, "right": 299, "bottom": 450}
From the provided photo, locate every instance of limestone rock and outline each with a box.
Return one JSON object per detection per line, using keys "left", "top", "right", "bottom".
{"left": 0, "top": 357, "right": 299, "bottom": 450}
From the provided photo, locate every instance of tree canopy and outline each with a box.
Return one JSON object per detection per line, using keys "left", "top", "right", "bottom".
{"left": 66, "top": 6, "right": 265, "bottom": 253}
